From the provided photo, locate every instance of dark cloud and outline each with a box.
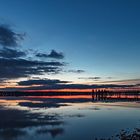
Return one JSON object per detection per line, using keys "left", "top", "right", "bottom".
{"left": 79, "top": 77, "right": 101, "bottom": 80}
{"left": 68, "top": 69, "right": 85, "bottom": 73}
{"left": 101, "top": 79, "right": 140, "bottom": 84}
{"left": 36, "top": 50, "right": 64, "bottom": 59}
{"left": 18, "top": 79, "right": 69, "bottom": 86}
{"left": 136, "top": 84, "right": 140, "bottom": 86}
{"left": 0, "top": 58, "right": 65, "bottom": 80}
{"left": 106, "top": 77, "right": 113, "bottom": 79}
{"left": 7, "top": 78, "right": 137, "bottom": 91}
{"left": 0, "top": 24, "right": 68, "bottom": 85}
{"left": 0, "top": 24, "right": 25, "bottom": 47}
{"left": 0, "top": 80, "right": 138, "bottom": 91}
{"left": 0, "top": 58, "right": 64, "bottom": 67}
{"left": 0, "top": 47, "right": 26, "bottom": 58}
{"left": 88, "top": 77, "right": 101, "bottom": 80}
{"left": 1, "top": 76, "right": 137, "bottom": 91}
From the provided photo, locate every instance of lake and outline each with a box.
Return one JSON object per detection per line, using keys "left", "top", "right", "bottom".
{"left": 0, "top": 95, "right": 140, "bottom": 140}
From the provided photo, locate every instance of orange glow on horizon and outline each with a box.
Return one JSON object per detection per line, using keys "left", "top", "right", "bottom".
{"left": 24, "top": 89, "right": 92, "bottom": 93}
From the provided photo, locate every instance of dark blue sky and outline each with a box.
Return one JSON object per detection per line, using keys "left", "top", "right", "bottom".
{"left": 0, "top": 0, "right": 140, "bottom": 87}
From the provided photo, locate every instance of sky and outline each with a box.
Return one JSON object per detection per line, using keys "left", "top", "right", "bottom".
{"left": 0, "top": 0, "right": 140, "bottom": 91}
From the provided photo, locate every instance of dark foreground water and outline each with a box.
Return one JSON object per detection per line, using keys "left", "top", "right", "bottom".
{"left": 0, "top": 95, "right": 140, "bottom": 140}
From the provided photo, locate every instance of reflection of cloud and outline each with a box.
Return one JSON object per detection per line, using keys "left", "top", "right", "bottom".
{"left": 18, "top": 102, "right": 69, "bottom": 108}
{"left": 36, "top": 128, "right": 64, "bottom": 138}
{"left": 0, "top": 107, "right": 64, "bottom": 129}
{"left": 66, "top": 114, "right": 85, "bottom": 118}
{"left": 0, "top": 101, "right": 65, "bottom": 139}
{"left": 88, "top": 107, "right": 100, "bottom": 110}
{"left": 36, "top": 50, "right": 64, "bottom": 59}
{"left": 0, "top": 129, "right": 27, "bottom": 140}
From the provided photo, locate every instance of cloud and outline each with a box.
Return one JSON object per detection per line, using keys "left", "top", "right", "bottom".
{"left": 10, "top": 77, "right": 138, "bottom": 91}
{"left": 3, "top": 82, "right": 137, "bottom": 91}
{"left": 18, "top": 79, "right": 69, "bottom": 86}
{"left": 12, "top": 78, "right": 138, "bottom": 90}
{"left": 100, "top": 78, "right": 140, "bottom": 85}
{"left": 106, "top": 77, "right": 113, "bottom": 79}
{"left": 0, "top": 58, "right": 65, "bottom": 80}
{"left": 0, "top": 47, "right": 26, "bottom": 58}
{"left": 79, "top": 77, "right": 101, "bottom": 80}
{"left": 0, "top": 24, "right": 67, "bottom": 82}
{"left": 0, "top": 24, "right": 25, "bottom": 47}
{"left": 0, "top": 76, "right": 138, "bottom": 91}
{"left": 36, "top": 50, "right": 64, "bottom": 59}
{"left": 68, "top": 69, "right": 85, "bottom": 73}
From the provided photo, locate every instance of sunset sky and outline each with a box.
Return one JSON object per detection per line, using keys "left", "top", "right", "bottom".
{"left": 0, "top": 0, "right": 140, "bottom": 91}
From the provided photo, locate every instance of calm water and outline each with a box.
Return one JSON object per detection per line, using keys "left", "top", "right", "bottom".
{"left": 0, "top": 95, "right": 140, "bottom": 140}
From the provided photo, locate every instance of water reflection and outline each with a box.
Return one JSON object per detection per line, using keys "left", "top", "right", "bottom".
{"left": 0, "top": 129, "right": 27, "bottom": 140}
{"left": 18, "top": 102, "right": 69, "bottom": 108}
{"left": 0, "top": 95, "right": 139, "bottom": 140}
{"left": 36, "top": 127, "right": 64, "bottom": 138}
{"left": 0, "top": 103, "right": 64, "bottom": 140}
